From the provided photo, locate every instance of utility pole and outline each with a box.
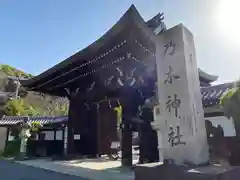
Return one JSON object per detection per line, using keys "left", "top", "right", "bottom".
{"left": 13, "top": 79, "right": 21, "bottom": 99}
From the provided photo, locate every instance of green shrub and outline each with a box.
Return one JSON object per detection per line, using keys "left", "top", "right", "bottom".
{"left": 2, "top": 139, "right": 21, "bottom": 157}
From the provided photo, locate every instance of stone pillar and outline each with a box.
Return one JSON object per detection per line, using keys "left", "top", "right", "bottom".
{"left": 152, "top": 105, "right": 164, "bottom": 162}
{"left": 67, "top": 102, "right": 75, "bottom": 154}
{"left": 155, "top": 24, "right": 209, "bottom": 165}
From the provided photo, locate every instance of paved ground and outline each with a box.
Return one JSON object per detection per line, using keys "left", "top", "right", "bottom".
{"left": 17, "top": 158, "right": 134, "bottom": 180}
{"left": 0, "top": 147, "right": 138, "bottom": 180}
{"left": 0, "top": 160, "right": 88, "bottom": 180}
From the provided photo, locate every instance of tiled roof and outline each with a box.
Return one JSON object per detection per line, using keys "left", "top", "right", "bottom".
{"left": 7, "top": 76, "right": 29, "bottom": 81}
{"left": 0, "top": 116, "right": 68, "bottom": 126}
{"left": 201, "top": 82, "right": 234, "bottom": 107}
{"left": 0, "top": 91, "right": 12, "bottom": 97}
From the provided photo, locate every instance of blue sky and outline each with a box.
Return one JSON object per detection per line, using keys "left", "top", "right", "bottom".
{"left": 0, "top": 0, "right": 239, "bottom": 84}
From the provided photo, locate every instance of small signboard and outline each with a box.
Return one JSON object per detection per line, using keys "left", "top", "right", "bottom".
{"left": 111, "top": 141, "right": 120, "bottom": 149}
{"left": 74, "top": 134, "right": 81, "bottom": 140}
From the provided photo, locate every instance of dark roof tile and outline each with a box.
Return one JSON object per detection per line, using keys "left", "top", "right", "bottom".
{"left": 201, "top": 82, "right": 234, "bottom": 107}
{"left": 0, "top": 116, "right": 68, "bottom": 126}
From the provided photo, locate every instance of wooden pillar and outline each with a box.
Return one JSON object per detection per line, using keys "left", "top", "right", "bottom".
{"left": 120, "top": 88, "right": 134, "bottom": 167}
{"left": 121, "top": 114, "right": 133, "bottom": 166}
{"left": 96, "top": 103, "right": 101, "bottom": 158}
{"left": 64, "top": 88, "right": 80, "bottom": 155}
{"left": 54, "top": 129, "right": 56, "bottom": 141}
{"left": 67, "top": 100, "right": 75, "bottom": 154}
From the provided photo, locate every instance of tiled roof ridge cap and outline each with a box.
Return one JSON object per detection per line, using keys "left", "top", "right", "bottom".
{"left": 201, "top": 82, "right": 235, "bottom": 89}
{"left": 1, "top": 115, "right": 68, "bottom": 119}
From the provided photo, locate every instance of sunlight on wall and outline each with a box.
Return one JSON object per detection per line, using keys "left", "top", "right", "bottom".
{"left": 206, "top": 116, "right": 236, "bottom": 137}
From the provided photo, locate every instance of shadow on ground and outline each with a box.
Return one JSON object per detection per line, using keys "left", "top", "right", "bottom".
{"left": 0, "top": 160, "right": 88, "bottom": 180}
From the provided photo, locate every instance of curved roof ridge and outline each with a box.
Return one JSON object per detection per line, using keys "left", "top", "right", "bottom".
{"left": 201, "top": 81, "right": 234, "bottom": 90}
{"left": 20, "top": 4, "right": 156, "bottom": 87}
{"left": 198, "top": 68, "right": 218, "bottom": 82}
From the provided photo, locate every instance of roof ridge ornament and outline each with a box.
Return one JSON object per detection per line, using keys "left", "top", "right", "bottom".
{"left": 84, "top": 102, "right": 90, "bottom": 110}
{"left": 116, "top": 67, "right": 137, "bottom": 87}
{"left": 147, "top": 12, "right": 167, "bottom": 35}
{"left": 64, "top": 87, "right": 80, "bottom": 98}
{"left": 87, "top": 82, "right": 96, "bottom": 93}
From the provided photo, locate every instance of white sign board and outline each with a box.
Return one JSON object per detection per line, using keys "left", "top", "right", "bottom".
{"left": 74, "top": 134, "right": 81, "bottom": 140}
{"left": 42, "top": 131, "right": 54, "bottom": 140}
{"left": 56, "top": 130, "right": 63, "bottom": 140}
{"left": 155, "top": 24, "right": 209, "bottom": 165}
{"left": 111, "top": 141, "right": 120, "bottom": 149}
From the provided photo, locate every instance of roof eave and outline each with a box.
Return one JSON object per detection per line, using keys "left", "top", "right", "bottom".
{"left": 21, "top": 4, "right": 156, "bottom": 89}
{"left": 198, "top": 68, "right": 218, "bottom": 83}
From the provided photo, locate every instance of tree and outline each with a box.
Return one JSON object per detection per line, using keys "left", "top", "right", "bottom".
{"left": 0, "top": 64, "right": 32, "bottom": 78}
{"left": 41, "top": 97, "right": 69, "bottom": 116}
{"left": 220, "top": 80, "right": 240, "bottom": 136}
{"left": 4, "top": 99, "right": 40, "bottom": 116}
{"left": 54, "top": 103, "right": 68, "bottom": 116}
{"left": 23, "top": 106, "right": 40, "bottom": 116}
{"left": 4, "top": 99, "right": 25, "bottom": 116}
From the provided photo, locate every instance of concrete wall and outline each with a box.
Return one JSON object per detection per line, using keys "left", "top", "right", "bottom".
{"left": 205, "top": 116, "right": 236, "bottom": 137}
{"left": 0, "top": 127, "right": 7, "bottom": 152}
{"left": 40, "top": 130, "right": 63, "bottom": 140}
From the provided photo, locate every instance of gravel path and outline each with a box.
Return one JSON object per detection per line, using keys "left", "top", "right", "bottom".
{"left": 0, "top": 160, "right": 89, "bottom": 180}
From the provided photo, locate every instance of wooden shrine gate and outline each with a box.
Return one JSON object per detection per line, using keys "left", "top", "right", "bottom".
{"left": 20, "top": 5, "right": 163, "bottom": 166}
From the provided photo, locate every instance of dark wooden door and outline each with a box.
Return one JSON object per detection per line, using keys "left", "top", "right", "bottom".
{"left": 98, "top": 100, "right": 118, "bottom": 155}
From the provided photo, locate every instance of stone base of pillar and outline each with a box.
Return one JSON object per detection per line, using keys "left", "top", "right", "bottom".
{"left": 151, "top": 121, "right": 164, "bottom": 163}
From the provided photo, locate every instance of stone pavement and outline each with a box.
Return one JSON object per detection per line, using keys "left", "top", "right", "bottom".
{"left": 0, "top": 146, "right": 139, "bottom": 180}
{"left": 0, "top": 160, "right": 88, "bottom": 180}
{"left": 15, "top": 147, "right": 139, "bottom": 180}
{"left": 17, "top": 158, "right": 135, "bottom": 180}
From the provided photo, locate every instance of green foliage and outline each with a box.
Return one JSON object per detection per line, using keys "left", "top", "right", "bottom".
{"left": 3, "top": 96, "right": 68, "bottom": 116}
{"left": 0, "top": 64, "right": 69, "bottom": 117}
{"left": 220, "top": 81, "right": 240, "bottom": 113}
{"left": 2, "top": 139, "right": 21, "bottom": 157}
{"left": 220, "top": 80, "right": 240, "bottom": 135}
{"left": 4, "top": 99, "right": 40, "bottom": 116}
{"left": 24, "top": 106, "right": 40, "bottom": 116}
{"left": 30, "top": 121, "right": 42, "bottom": 132}
{"left": 0, "top": 64, "right": 29, "bottom": 99}
{"left": 4, "top": 99, "right": 26, "bottom": 116}
{"left": 220, "top": 87, "right": 238, "bottom": 106}
{"left": 52, "top": 102, "right": 69, "bottom": 116}
{"left": 0, "top": 64, "right": 33, "bottom": 78}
